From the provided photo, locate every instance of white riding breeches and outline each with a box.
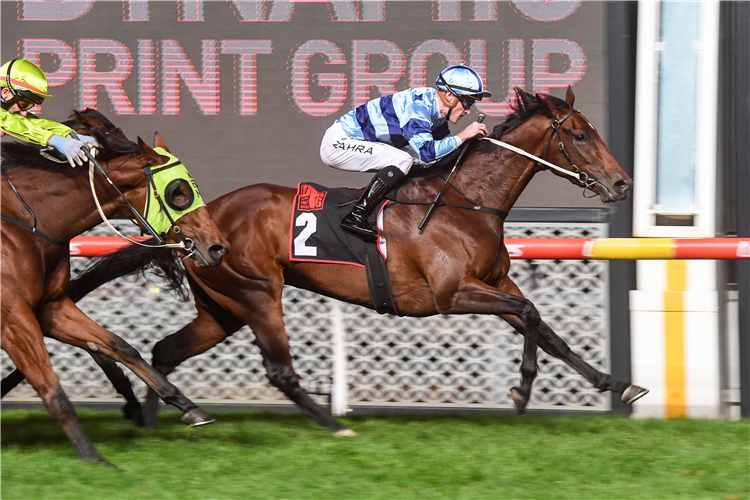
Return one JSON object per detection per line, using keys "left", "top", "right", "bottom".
{"left": 320, "top": 122, "right": 415, "bottom": 175}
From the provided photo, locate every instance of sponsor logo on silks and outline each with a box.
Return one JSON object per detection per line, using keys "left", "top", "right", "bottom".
{"left": 298, "top": 184, "right": 327, "bottom": 211}
{"left": 333, "top": 140, "right": 373, "bottom": 155}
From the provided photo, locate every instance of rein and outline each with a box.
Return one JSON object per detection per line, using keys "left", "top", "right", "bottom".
{"left": 85, "top": 149, "right": 195, "bottom": 255}
{"left": 1, "top": 171, "right": 65, "bottom": 245}
{"left": 482, "top": 110, "right": 602, "bottom": 197}
{"left": 1, "top": 133, "right": 197, "bottom": 253}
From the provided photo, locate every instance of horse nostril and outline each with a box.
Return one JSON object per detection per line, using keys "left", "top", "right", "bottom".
{"left": 614, "top": 179, "right": 631, "bottom": 193}
{"left": 209, "top": 245, "right": 227, "bottom": 261}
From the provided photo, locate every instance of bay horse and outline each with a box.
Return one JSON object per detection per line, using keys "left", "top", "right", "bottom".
{"left": 16, "top": 89, "right": 648, "bottom": 435}
{"left": 1, "top": 110, "right": 230, "bottom": 463}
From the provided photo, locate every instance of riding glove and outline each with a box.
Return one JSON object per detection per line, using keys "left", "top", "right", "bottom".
{"left": 48, "top": 134, "right": 88, "bottom": 168}
{"left": 77, "top": 134, "right": 99, "bottom": 157}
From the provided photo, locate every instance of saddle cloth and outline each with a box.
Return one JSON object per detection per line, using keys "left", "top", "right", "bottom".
{"left": 289, "top": 182, "right": 388, "bottom": 266}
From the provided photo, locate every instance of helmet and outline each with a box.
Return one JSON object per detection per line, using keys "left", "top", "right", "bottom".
{"left": 0, "top": 59, "right": 52, "bottom": 110}
{"left": 435, "top": 65, "right": 491, "bottom": 100}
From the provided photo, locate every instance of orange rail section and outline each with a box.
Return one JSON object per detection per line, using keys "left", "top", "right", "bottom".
{"left": 70, "top": 236, "right": 750, "bottom": 259}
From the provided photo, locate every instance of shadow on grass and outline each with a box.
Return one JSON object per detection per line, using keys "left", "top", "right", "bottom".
{"left": 1, "top": 409, "right": 325, "bottom": 451}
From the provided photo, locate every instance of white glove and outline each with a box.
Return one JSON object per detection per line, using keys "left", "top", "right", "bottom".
{"left": 48, "top": 134, "right": 88, "bottom": 168}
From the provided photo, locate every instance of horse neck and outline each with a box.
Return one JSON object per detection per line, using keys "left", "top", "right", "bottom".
{"left": 452, "top": 116, "right": 549, "bottom": 214}
{"left": 2, "top": 160, "right": 143, "bottom": 242}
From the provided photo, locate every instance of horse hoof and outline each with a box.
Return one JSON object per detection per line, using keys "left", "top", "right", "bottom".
{"left": 181, "top": 407, "right": 215, "bottom": 427}
{"left": 621, "top": 384, "right": 649, "bottom": 404}
{"left": 508, "top": 387, "right": 528, "bottom": 414}
{"left": 335, "top": 429, "right": 357, "bottom": 437}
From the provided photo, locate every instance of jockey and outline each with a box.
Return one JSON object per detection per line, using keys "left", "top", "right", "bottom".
{"left": 320, "top": 64, "right": 491, "bottom": 241}
{"left": 1, "top": 58, "right": 97, "bottom": 167}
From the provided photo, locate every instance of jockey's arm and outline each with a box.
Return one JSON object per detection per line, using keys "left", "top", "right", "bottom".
{"left": 0, "top": 108, "right": 75, "bottom": 147}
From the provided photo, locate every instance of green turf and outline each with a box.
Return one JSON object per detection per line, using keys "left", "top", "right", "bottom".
{"left": 1, "top": 409, "right": 748, "bottom": 500}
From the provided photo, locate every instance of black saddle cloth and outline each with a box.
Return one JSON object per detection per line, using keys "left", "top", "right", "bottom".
{"left": 289, "top": 182, "right": 388, "bottom": 266}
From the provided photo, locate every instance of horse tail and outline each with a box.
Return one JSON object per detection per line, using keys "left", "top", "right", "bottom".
{"left": 67, "top": 238, "right": 188, "bottom": 302}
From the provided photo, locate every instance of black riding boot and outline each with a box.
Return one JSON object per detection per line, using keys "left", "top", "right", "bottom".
{"left": 341, "top": 166, "right": 405, "bottom": 241}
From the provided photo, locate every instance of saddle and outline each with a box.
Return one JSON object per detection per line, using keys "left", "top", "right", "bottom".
{"left": 290, "top": 183, "right": 398, "bottom": 315}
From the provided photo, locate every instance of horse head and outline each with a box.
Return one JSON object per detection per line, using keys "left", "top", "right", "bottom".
{"left": 538, "top": 87, "right": 632, "bottom": 203}
{"left": 71, "top": 111, "right": 231, "bottom": 267}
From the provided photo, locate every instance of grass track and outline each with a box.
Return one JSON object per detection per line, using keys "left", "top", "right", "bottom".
{"left": 2, "top": 409, "right": 748, "bottom": 500}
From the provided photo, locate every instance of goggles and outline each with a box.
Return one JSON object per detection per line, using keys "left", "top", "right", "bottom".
{"left": 14, "top": 96, "right": 37, "bottom": 111}
{"left": 436, "top": 74, "right": 485, "bottom": 111}
{"left": 458, "top": 95, "right": 478, "bottom": 110}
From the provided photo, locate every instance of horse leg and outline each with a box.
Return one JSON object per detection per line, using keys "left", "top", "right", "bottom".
{"left": 89, "top": 351, "right": 144, "bottom": 427}
{"left": 1, "top": 350, "right": 144, "bottom": 426}
{"left": 40, "top": 297, "right": 214, "bottom": 426}
{"left": 497, "top": 278, "right": 648, "bottom": 405}
{"left": 439, "top": 276, "right": 542, "bottom": 413}
{"left": 1, "top": 308, "right": 106, "bottom": 463}
{"left": 248, "top": 300, "right": 352, "bottom": 434}
{"left": 142, "top": 307, "right": 243, "bottom": 428}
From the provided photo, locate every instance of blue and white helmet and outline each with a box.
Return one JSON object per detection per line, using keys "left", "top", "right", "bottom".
{"left": 435, "top": 65, "right": 491, "bottom": 99}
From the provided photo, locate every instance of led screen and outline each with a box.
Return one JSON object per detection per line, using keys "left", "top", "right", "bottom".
{"left": 2, "top": 0, "right": 608, "bottom": 206}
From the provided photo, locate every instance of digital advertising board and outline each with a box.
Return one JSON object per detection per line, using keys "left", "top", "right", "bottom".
{"left": 2, "top": 0, "right": 609, "bottom": 206}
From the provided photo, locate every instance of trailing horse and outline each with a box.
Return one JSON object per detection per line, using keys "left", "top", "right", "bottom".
{"left": 13, "top": 89, "right": 648, "bottom": 435}
{"left": 0, "top": 109, "right": 230, "bottom": 463}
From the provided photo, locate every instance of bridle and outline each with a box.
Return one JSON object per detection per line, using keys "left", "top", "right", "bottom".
{"left": 84, "top": 144, "right": 196, "bottom": 257}
{"left": 482, "top": 109, "right": 604, "bottom": 198}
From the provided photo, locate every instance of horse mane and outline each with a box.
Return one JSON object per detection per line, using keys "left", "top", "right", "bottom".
{"left": 472, "top": 88, "right": 571, "bottom": 155}
{"left": 67, "top": 240, "right": 188, "bottom": 302}
{"left": 1, "top": 109, "right": 139, "bottom": 173}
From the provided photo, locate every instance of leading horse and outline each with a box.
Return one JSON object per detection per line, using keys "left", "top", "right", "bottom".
{"left": 26, "top": 89, "right": 648, "bottom": 435}
{"left": 1, "top": 110, "right": 230, "bottom": 463}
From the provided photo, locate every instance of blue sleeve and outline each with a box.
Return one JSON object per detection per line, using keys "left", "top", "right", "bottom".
{"left": 400, "top": 101, "right": 458, "bottom": 163}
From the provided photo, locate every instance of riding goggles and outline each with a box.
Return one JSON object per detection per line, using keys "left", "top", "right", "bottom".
{"left": 143, "top": 147, "right": 206, "bottom": 235}
{"left": 436, "top": 74, "right": 485, "bottom": 110}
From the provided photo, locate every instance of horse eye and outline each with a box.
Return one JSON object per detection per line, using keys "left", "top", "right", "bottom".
{"left": 574, "top": 133, "right": 586, "bottom": 142}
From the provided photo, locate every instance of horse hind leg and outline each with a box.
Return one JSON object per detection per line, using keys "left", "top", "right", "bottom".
{"left": 89, "top": 351, "right": 144, "bottom": 427}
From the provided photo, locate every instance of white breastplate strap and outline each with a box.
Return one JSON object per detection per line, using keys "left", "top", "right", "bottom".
{"left": 481, "top": 137, "right": 582, "bottom": 181}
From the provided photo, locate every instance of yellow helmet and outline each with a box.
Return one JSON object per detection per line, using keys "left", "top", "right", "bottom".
{"left": 0, "top": 59, "right": 52, "bottom": 108}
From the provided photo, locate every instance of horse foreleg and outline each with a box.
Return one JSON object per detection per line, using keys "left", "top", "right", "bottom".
{"left": 440, "top": 276, "right": 542, "bottom": 413}
{"left": 1, "top": 307, "right": 106, "bottom": 463}
{"left": 247, "top": 299, "right": 352, "bottom": 434}
{"left": 40, "top": 297, "right": 214, "bottom": 427}
{"left": 143, "top": 307, "right": 243, "bottom": 427}
{"left": 538, "top": 320, "right": 647, "bottom": 403}
{"left": 498, "top": 280, "right": 648, "bottom": 405}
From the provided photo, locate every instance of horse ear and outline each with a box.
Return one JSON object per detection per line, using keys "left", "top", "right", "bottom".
{"left": 137, "top": 136, "right": 159, "bottom": 163}
{"left": 153, "top": 132, "right": 170, "bottom": 153}
{"left": 565, "top": 86, "right": 576, "bottom": 107}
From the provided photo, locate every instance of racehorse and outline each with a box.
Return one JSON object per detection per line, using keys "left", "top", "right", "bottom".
{"left": 12, "top": 89, "right": 648, "bottom": 436}
{"left": 1, "top": 109, "right": 230, "bottom": 463}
